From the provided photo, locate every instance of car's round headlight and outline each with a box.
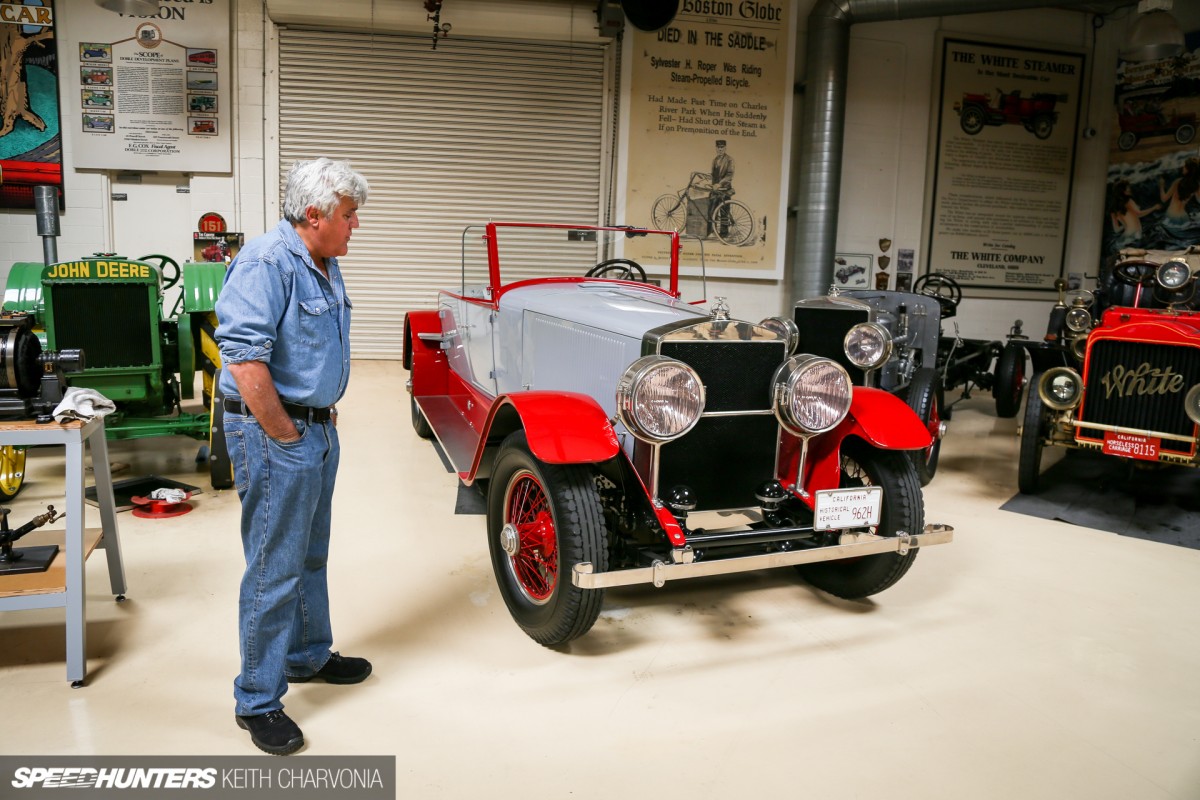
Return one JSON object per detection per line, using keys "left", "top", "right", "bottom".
{"left": 758, "top": 316, "right": 799, "bottom": 355}
{"left": 843, "top": 322, "right": 892, "bottom": 370}
{"left": 1064, "top": 306, "right": 1092, "bottom": 333}
{"left": 1185, "top": 384, "right": 1200, "bottom": 426}
{"left": 772, "top": 355, "right": 852, "bottom": 435}
{"left": 1038, "top": 366, "right": 1083, "bottom": 411}
{"left": 615, "top": 355, "right": 705, "bottom": 443}
{"left": 1157, "top": 259, "right": 1192, "bottom": 290}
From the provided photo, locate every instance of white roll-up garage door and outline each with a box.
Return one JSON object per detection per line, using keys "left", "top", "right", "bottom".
{"left": 278, "top": 28, "right": 614, "bottom": 359}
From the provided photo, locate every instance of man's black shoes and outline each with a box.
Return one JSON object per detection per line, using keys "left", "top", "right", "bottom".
{"left": 236, "top": 710, "right": 303, "bottom": 756}
{"left": 287, "top": 652, "right": 372, "bottom": 685}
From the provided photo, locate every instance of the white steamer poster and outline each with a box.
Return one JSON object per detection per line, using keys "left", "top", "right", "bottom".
{"left": 68, "top": 0, "right": 229, "bottom": 171}
{"left": 925, "top": 35, "right": 1085, "bottom": 293}
{"left": 621, "top": 1, "right": 795, "bottom": 279}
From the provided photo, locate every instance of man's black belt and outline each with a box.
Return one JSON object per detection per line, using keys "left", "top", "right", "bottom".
{"left": 222, "top": 397, "right": 333, "bottom": 423}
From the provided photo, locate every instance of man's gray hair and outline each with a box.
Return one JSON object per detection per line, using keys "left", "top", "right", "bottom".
{"left": 282, "top": 158, "right": 369, "bottom": 223}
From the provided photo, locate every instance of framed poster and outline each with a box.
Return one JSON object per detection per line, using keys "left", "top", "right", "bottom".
{"left": 66, "top": 0, "right": 230, "bottom": 172}
{"left": 618, "top": 1, "right": 797, "bottom": 279}
{"left": 923, "top": 35, "right": 1085, "bottom": 293}
{"left": 0, "top": 0, "right": 63, "bottom": 209}
{"left": 833, "top": 253, "right": 872, "bottom": 290}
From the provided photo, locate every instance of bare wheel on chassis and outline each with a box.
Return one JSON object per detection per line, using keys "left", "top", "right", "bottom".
{"left": 1018, "top": 375, "right": 1048, "bottom": 494}
{"left": 796, "top": 439, "right": 923, "bottom": 599}
{"left": 992, "top": 342, "right": 1026, "bottom": 419}
{"left": 903, "top": 367, "right": 943, "bottom": 486}
{"left": 487, "top": 431, "right": 608, "bottom": 646}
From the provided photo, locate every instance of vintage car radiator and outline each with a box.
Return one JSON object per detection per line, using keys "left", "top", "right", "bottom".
{"left": 50, "top": 283, "right": 155, "bottom": 368}
{"left": 655, "top": 338, "right": 786, "bottom": 512}
{"left": 1079, "top": 339, "right": 1200, "bottom": 453}
{"left": 793, "top": 300, "right": 870, "bottom": 385}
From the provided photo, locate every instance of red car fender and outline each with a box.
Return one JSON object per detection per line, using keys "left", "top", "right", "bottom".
{"left": 404, "top": 310, "right": 448, "bottom": 396}
{"left": 467, "top": 391, "right": 620, "bottom": 480}
{"left": 797, "top": 387, "right": 933, "bottom": 498}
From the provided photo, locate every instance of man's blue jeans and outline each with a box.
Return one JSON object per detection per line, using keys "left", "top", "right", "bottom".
{"left": 224, "top": 411, "right": 340, "bottom": 717}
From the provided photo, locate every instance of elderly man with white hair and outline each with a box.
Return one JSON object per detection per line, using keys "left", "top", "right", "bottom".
{"left": 215, "top": 157, "right": 370, "bottom": 756}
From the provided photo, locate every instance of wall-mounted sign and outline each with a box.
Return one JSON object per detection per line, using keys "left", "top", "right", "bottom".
{"left": 68, "top": 0, "right": 230, "bottom": 172}
{"left": 197, "top": 211, "right": 226, "bottom": 233}
{"left": 619, "top": 1, "right": 797, "bottom": 279}
{"left": 924, "top": 35, "right": 1084, "bottom": 294}
{"left": 193, "top": 230, "right": 242, "bottom": 263}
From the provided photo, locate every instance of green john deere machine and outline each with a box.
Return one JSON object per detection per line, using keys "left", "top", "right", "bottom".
{"left": 1, "top": 189, "right": 232, "bottom": 497}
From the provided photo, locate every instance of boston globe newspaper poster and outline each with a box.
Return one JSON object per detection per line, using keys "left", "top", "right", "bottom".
{"left": 68, "top": 0, "right": 229, "bottom": 171}
{"left": 924, "top": 35, "right": 1084, "bottom": 293}
{"left": 620, "top": 1, "right": 796, "bottom": 279}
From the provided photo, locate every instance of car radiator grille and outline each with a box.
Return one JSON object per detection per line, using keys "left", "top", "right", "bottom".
{"left": 1079, "top": 339, "right": 1200, "bottom": 447}
{"left": 656, "top": 339, "right": 784, "bottom": 512}
{"left": 51, "top": 284, "right": 154, "bottom": 368}
{"left": 793, "top": 304, "right": 869, "bottom": 384}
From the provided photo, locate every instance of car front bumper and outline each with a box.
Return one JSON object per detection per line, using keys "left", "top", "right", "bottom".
{"left": 572, "top": 524, "right": 954, "bottom": 589}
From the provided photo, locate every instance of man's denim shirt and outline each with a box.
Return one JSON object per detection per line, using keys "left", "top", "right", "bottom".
{"left": 215, "top": 219, "right": 352, "bottom": 409}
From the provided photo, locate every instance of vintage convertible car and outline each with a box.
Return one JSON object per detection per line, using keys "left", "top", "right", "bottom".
{"left": 792, "top": 273, "right": 1025, "bottom": 485}
{"left": 404, "top": 222, "right": 953, "bottom": 646}
{"left": 1019, "top": 247, "right": 1200, "bottom": 493}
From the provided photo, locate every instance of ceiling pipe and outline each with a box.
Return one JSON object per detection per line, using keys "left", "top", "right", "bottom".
{"left": 791, "top": 0, "right": 1106, "bottom": 302}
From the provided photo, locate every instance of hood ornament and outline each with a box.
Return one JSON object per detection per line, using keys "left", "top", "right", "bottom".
{"left": 710, "top": 296, "right": 730, "bottom": 320}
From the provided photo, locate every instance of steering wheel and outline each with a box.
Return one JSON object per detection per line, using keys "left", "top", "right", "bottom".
{"left": 585, "top": 258, "right": 647, "bottom": 282}
{"left": 139, "top": 253, "right": 181, "bottom": 289}
{"left": 913, "top": 272, "right": 963, "bottom": 308}
{"left": 1112, "top": 260, "right": 1156, "bottom": 286}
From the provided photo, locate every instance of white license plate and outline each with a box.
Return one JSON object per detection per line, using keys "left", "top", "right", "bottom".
{"left": 814, "top": 486, "right": 883, "bottom": 531}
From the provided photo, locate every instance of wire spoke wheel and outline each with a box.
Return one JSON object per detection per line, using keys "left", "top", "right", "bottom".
{"left": 0, "top": 445, "right": 27, "bottom": 499}
{"left": 504, "top": 470, "right": 558, "bottom": 603}
{"left": 713, "top": 200, "right": 755, "bottom": 245}
{"left": 651, "top": 194, "right": 687, "bottom": 232}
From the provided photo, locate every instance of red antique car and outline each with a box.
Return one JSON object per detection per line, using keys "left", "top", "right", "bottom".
{"left": 1020, "top": 248, "right": 1200, "bottom": 493}
{"left": 1116, "top": 89, "right": 1196, "bottom": 151}
{"left": 405, "top": 222, "right": 953, "bottom": 646}
{"left": 954, "top": 88, "right": 1066, "bottom": 139}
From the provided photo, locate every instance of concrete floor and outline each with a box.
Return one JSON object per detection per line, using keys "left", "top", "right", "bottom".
{"left": 1, "top": 360, "right": 1197, "bottom": 799}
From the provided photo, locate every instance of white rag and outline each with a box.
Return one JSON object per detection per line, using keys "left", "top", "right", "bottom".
{"left": 52, "top": 387, "right": 117, "bottom": 422}
{"left": 149, "top": 488, "right": 188, "bottom": 504}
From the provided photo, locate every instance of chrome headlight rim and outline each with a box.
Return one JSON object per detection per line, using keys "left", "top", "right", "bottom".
{"left": 843, "top": 321, "right": 893, "bottom": 370}
{"left": 1185, "top": 384, "right": 1200, "bottom": 427}
{"left": 1156, "top": 259, "right": 1192, "bottom": 290}
{"left": 772, "top": 354, "right": 853, "bottom": 436}
{"left": 1038, "top": 366, "right": 1083, "bottom": 411}
{"left": 1064, "top": 306, "right": 1092, "bottom": 334}
{"left": 615, "top": 355, "right": 706, "bottom": 444}
{"left": 758, "top": 316, "right": 800, "bottom": 355}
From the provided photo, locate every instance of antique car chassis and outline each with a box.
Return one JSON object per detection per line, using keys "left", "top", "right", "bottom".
{"left": 793, "top": 272, "right": 1025, "bottom": 486}
{"left": 405, "top": 222, "right": 953, "bottom": 645}
{"left": 1018, "top": 248, "right": 1200, "bottom": 494}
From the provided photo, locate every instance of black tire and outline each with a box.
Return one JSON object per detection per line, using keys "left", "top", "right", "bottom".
{"left": 1032, "top": 115, "right": 1054, "bottom": 139}
{"left": 902, "top": 368, "right": 943, "bottom": 486}
{"left": 992, "top": 342, "right": 1026, "bottom": 419}
{"left": 713, "top": 200, "right": 755, "bottom": 245}
{"left": 1018, "top": 376, "right": 1047, "bottom": 494}
{"left": 487, "top": 431, "right": 607, "bottom": 646}
{"left": 411, "top": 394, "right": 433, "bottom": 439}
{"left": 651, "top": 194, "right": 686, "bottom": 232}
{"left": 209, "top": 379, "right": 233, "bottom": 490}
{"left": 960, "top": 106, "right": 985, "bottom": 135}
{"left": 796, "top": 439, "right": 924, "bottom": 599}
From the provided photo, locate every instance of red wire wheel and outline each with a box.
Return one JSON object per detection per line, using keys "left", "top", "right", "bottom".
{"left": 487, "top": 431, "right": 608, "bottom": 646}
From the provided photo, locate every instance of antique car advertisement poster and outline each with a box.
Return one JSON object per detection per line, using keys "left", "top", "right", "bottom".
{"left": 0, "top": 0, "right": 63, "bottom": 209}
{"left": 619, "top": 1, "right": 796, "bottom": 279}
{"left": 1102, "top": 31, "right": 1200, "bottom": 260}
{"left": 68, "top": 0, "right": 229, "bottom": 171}
{"left": 925, "top": 35, "right": 1084, "bottom": 293}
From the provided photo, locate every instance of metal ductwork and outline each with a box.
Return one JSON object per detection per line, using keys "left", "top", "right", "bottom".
{"left": 792, "top": 0, "right": 1106, "bottom": 301}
